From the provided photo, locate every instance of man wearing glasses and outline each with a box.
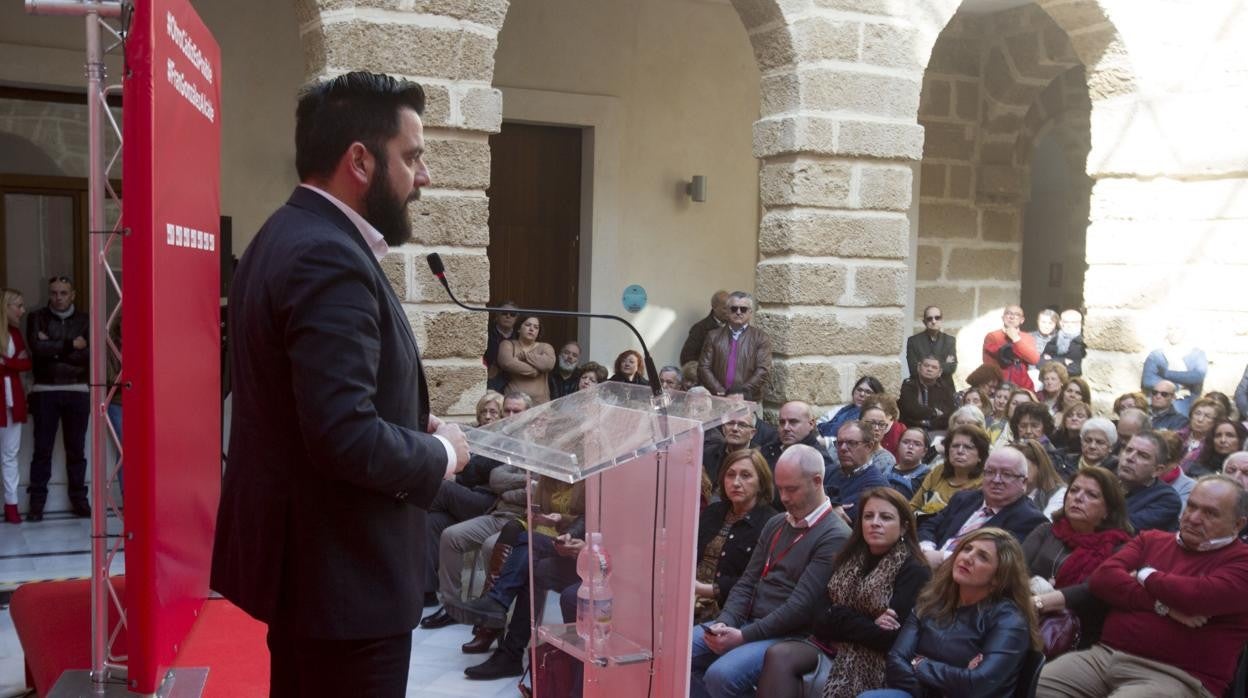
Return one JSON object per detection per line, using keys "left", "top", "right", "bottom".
{"left": 484, "top": 302, "right": 518, "bottom": 393}
{"left": 698, "top": 291, "right": 773, "bottom": 401}
{"left": 1147, "top": 379, "right": 1190, "bottom": 431}
{"left": 917, "top": 446, "right": 1046, "bottom": 568}
{"left": 906, "top": 305, "right": 957, "bottom": 389}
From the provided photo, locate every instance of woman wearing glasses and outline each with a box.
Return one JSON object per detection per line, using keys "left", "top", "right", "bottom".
{"left": 910, "top": 425, "right": 988, "bottom": 517}
{"left": 817, "top": 375, "right": 884, "bottom": 439}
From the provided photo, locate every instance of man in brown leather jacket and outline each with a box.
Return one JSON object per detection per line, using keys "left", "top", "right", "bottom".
{"left": 698, "top": 291, "right": 773, "bottom": 401}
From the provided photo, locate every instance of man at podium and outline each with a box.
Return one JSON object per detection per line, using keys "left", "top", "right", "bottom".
{"left": 690, "top": 444, "right": 850, "bottom": 697}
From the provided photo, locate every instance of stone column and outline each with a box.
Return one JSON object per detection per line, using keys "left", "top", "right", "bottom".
{"left": 734, "top": 0, "right": 932, "bottom": 408}
{"left": 296, "top": 0, "right": 508, "bottom": 417}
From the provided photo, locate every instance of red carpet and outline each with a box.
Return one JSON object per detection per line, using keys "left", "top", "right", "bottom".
{"left": 12, "top": 577, "right": 268, "bottom": 697}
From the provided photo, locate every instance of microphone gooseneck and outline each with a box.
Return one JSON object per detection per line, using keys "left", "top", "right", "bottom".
{"left": 426, "top": 253, "right": 663, "bottom": 398}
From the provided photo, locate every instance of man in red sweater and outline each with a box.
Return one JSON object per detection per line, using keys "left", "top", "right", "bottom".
{"left": 1037, "top": 475, "right": 1248, "bottom": 698}
{"left": 982, "top": 305, "right": 1039, "bottom": 392}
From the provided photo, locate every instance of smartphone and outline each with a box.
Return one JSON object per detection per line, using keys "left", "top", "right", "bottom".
{"left": 700, "top": 623, "right": 723, "bottom": 636}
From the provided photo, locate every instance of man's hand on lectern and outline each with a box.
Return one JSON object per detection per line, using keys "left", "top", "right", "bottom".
{"left": 431, "top": 416, "right": 470, "bottom": 473}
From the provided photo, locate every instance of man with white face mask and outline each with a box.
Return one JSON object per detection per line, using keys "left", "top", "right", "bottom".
{"left": 1040, "top": 475, "right": 1248, "bottom": 698}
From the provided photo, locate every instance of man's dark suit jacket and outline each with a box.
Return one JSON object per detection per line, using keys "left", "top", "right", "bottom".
{"left": 680, "top": 312, "right": 721, "bottom": 366}
{"left": 917, "top": 489, "right": 1047, "bottom": 549}
{"left": 211, "top": 186, "right": 448, "bottom": 640}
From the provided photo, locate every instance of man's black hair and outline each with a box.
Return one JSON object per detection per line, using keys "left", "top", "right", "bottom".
{"left": 294, "top": 71, "right": 426, "bottom": 181}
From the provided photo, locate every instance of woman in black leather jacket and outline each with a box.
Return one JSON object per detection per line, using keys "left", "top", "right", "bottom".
{"left": 860, "top": 527, "right": 1040, "bottom": 698}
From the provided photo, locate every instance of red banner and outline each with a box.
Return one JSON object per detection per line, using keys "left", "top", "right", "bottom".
{"left": 122, "top": 0, "right": 222, "bottom": 692}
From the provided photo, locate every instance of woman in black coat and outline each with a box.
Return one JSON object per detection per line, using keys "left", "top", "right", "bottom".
{"left": 693, "top": 449, "right": 777, "bottom": 622}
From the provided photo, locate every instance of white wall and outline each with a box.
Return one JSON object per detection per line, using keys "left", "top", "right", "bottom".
{"left": 493, "top": 0, "right": 762, "bottom": 369}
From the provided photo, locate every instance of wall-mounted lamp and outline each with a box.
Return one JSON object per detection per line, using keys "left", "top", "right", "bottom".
{"left": 686, "top": 175, "right": 707, "bottom": 203}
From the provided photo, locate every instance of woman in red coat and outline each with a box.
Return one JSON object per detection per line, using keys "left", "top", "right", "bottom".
{"left": 0, "top": 288, "right": 31, "bottom": 524}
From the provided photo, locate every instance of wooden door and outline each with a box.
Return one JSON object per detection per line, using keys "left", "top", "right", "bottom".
{"left": 487, "top": 122, "right": 582, "bottom": 351}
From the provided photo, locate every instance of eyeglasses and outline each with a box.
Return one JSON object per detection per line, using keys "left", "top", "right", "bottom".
{"left": 724, "top": 421, "right": 755, "bottom": 430}
{"left": 499, "top": 311, "right": 517, "bottom": 318}
{"left": 863, "top": 420, "right": 888, "bottom": 429}
{"left": 983, "top": 468, "right": 1026, "bottom": 482}
{"left": 853, "top": 386, "right": 875, "bottom": 396}
{"left": 1152, "top": 390, "right": 1173, "bottom": 398}
{"left": 924, "top": 315, "right": 941, "bottom": 322}
{"left": 729, "top": 305, "right": 751, "bottom": 314}
{"left": 836, "top": 439, "right": 865, "bottom": 449}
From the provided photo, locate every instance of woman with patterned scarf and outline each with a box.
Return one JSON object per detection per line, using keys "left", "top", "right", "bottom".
{"left": 756, "top": 488, "right": 929, "bottom": 697}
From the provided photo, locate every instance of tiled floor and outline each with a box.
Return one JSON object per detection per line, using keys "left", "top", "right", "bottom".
{"left": 0, "top": 517, "right": 525, "bottom": 698}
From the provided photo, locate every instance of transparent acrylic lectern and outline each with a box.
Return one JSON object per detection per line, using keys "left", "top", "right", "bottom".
{"left": 465, "top": 381, "right": 753, "bottom": 698}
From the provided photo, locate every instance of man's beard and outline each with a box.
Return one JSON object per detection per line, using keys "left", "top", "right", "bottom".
{"left": 558, "top": 358, "right": 577, "bottom": 373}
{"left": 363, "top": 157, "right": 417, "bottom": 247}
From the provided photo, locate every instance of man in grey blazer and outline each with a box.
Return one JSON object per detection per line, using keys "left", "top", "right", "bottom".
{"left": 211, "top": 72, "right": 468, "bottom": 697}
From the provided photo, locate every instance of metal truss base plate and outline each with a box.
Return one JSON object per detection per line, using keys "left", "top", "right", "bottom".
{"left": 49, "top": 668, "right": 209, "bottom": 698}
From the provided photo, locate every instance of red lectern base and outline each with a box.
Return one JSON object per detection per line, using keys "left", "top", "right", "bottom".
{"left": 12, "top": 578, "right": 268, "bottom": 697}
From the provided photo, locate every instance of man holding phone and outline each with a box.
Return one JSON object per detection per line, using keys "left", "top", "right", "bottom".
{"left": 690, "top": 445, "right": 850, "bottom": 698}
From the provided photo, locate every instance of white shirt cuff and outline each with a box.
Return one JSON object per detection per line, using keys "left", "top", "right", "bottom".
{"left": 1137, "top": 567, "right": 1158, "bottom": 585}
{"left": 920, "top": 541, "right": 937, "bottom": 552}
{"left": 434, "top": 434, "right": 457, "bottom": 480}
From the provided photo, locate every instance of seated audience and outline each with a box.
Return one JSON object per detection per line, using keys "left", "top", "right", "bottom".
{"left": 862, "top": 395, "right": 905, "bottom": 458}
{"left": 884, "top": 427, "right": 933, "bottom": 499}
{"left": 986, "top": 383, "right": 1013, "bottom": 448}
{"left": 690, "top": 445, "right": 850, "bottom": 698}
{"left": 1038, "top": 475, "right": 1248, "bottom": 698}
{"left": 1053, "top": 377, "right": 1092, "bottom": 418}
{"left": 828, "top": 421, "right": 889, "bottom": 523}
{"left": 844, "top": 401, "right": 900, "bottom": 471}
{"left": 1112, "top": 408, "right": 1150, "bottom": 456}
{"left": 817, "top": 376, "right": 883, "bottom": 439}
{"left": 1176, "top": 396, "right": 1224, "bottom": 463}
{"left": 1111, "top": 391, "right": 1148, "bottom": 416}
{"left": 918, "top": 447, "right": 1048, "bottom": 568}
{"left": 1148, "top": 379, "right": 1189, "bottom": 431}
{"left": 949, "top": 404, "right": 987, "bottom": 430}
{"left": 960, "top": 387, "right": 987, "bottom": 412}
{"left": 1050, "top": 401, "right": 1092, "bottom": 463}
{"left": 571, "top": 360, "right": 607, "bottom": 391}
{"left": 1024, "top": 467, "right": 1133, "bottom": 652}
{"left": 1014, "top": 438, "right": 1067, "bottom": 518}
{"left": 1012, "top": 401, "right": 1064, "bottom": 469}
{"left": 863, "top": 528, "right": 1040, "bottom": 698}
{"left": 497, "top": 315, "right": 556, "bottom": 403}
{"left": 703, "top": 405, "right": 777, "bottom": 486}
{"left": 421, "top": 392, "right": 531, "bottom": 632}
{"left": 694, "top": 450, "right": 778, "bottom": 623}
{"left": 1156, "top": 430, "right": 1197, "bottom": 509}
{"left": 1037, "top": 362, "right": 1070, "bottom": 413}
{"left": 899, "top": 356, "right": 955, "bottom": 432}
{"left": 609, "top": 348, "right": 647, "bottom": 386}
{"left": 756, "top": 488, "right": 931, "bottom": 697}
{"left": 910, "top": 425, "right": 988, "bottom": 517}
{"left": 1069, "top": 417, "right": 1118, "bottom": 476}
{"left": 962, "top": 363, "right": 1004, "bottom": 407}
{"left": 658, "top": 364, "right": 684, "bottom": 392}
{"left": 763, "top": 401, "right": 833, "bottom": 487}
{"left": 681, "top": 360, "right": 701, "bottom": 390}
{"left": 1116, "top": 431, "right": 1182, "bottom": 533}
{"left": 1187, "top": 418, "right": 1248, "bottom": 478}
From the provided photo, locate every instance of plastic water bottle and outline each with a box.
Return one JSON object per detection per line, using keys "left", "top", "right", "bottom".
{"left": 575, "top": 532, "right": 613, "bottom": 650}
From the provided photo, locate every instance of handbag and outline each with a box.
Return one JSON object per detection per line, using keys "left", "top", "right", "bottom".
{"left": 519, "top": 643, "right": 582, "bottom": 698}
{"left": 1038, "top": 609, "right": 1081, "bottom": 660}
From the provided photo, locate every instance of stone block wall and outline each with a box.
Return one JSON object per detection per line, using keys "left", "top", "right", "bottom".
{"left": 916, "top": 4, "right": 1084, "bottom": 382}
{"left": 295, "top": 0, "right": 505, "bottom": 418}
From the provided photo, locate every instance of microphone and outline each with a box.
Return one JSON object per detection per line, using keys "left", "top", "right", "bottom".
{"left": 426, "top": 253, "right": 663, "bottom": 398}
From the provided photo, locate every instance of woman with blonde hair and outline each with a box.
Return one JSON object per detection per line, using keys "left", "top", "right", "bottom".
{"left": 862, "top": 528, "right": 1040, "bottom": 697}
{"left": 0, "top": 289, "right": 31, "bottom": 524}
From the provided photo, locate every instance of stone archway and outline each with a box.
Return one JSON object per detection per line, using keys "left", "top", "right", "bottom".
{"left": 287, "top": 0, "right": 1201, "bottom": 415}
